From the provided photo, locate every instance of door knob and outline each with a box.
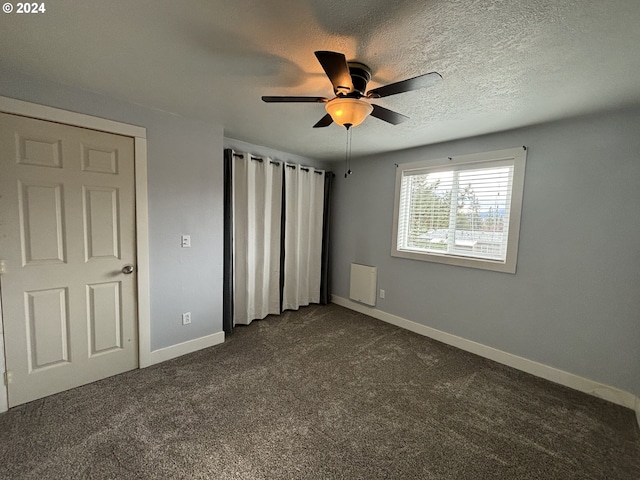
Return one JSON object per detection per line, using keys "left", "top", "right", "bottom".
{"left": 122, "top": 264, "right": 135, "bottom": 274}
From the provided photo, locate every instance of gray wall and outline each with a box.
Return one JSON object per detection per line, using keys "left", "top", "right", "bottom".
{"left": 0, "top": 69, "right": 224, "bottom": 351}
{"left": 330, "top": 107, "right": 640, "bottom": 397}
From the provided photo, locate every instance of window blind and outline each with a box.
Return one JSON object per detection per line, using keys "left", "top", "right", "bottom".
{"left": 397, "top": 160, "right": 515, "bottom": 263}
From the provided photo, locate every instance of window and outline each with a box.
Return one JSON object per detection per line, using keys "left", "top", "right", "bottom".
{"left": 391, "top": 147, "right": 527, "bottom": 273}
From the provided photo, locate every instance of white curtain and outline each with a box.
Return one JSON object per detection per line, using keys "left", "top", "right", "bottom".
{"left": 232, "top": 153, "right": 282, "bottom": 325}
{"left": 282, "top": 165, "right": 325, "bottom": 310}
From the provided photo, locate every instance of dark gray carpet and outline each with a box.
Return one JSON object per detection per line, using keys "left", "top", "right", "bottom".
{"left": 1, "top": 304, "right": 639, "bottom": 479}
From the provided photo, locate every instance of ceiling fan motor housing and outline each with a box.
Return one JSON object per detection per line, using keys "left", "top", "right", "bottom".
{"left": 346, "top": 62, "right": 371, "bottom": 97}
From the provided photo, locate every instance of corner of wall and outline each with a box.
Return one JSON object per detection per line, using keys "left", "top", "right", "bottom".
{"left": 0, "top": 329, "right": 7, "bottom": 413}
{"left": 0, "top": 290, "right": 7, "bottom": 413}
{"left": 635, "top": 395, "right": 640, "bottom": 431}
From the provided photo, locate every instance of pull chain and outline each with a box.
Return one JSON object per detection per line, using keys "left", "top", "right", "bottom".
{"left": 344, "top": 124, "right": 353, "bottom": 178}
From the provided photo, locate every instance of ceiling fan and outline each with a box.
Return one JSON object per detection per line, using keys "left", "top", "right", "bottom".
{"left": 262, "top": 51, "right": 442, "bottom": 129}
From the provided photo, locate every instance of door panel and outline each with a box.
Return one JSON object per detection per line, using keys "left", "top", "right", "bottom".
{"left": 19, "top": 181, "right": 66, "bottom": 265}
{"left": 83, "top": 186, "right": 120, "bottom": 260}
{"left": 81, "top": 144, "right": 118, "bottom": 174}
{"left": 0, "top": 112, "right": 138, "bottom": 407}
{"left": 17, "top": 135, "right": 62, "bottom": 168}
{"left": 87, "top": 281, "right": 122, "bottom": 355}
{"left": 25, "top": 287, "right": 70, "bottom": 370}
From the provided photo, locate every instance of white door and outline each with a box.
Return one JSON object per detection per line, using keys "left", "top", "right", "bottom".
{"left": 0, "top": 112, "right": 138, "bottom": 407}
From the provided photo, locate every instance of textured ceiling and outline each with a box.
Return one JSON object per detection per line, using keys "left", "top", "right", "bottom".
{"left": 1, "top": 0, "right": 640, "bottom": 160}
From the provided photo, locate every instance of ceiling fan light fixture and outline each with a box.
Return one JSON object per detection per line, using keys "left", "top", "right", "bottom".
{"left": 325, "top": 97, "right": 373, "bottom": 127}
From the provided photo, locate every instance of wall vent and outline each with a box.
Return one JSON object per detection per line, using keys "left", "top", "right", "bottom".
{"left": 349, "top": 263, "right": 377, "bottom": 307}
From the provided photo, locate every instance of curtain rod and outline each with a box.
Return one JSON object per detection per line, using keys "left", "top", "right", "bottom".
{"left": 234, "top": 150, "right": 323, "bottom": 174}
{"left": 286, "top": 164, "right": 323, "bottom": 174}
{"left": 249, "top": 156, "right": 280, "bottom": 167}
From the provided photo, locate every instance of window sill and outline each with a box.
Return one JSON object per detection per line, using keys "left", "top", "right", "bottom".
{"left": 391, "top": 248, "right": 516, "bottom": 273}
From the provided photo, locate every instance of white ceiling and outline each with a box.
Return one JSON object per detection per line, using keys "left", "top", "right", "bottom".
{"left": 2, "top": 0, "right": 640, "bottom": 161}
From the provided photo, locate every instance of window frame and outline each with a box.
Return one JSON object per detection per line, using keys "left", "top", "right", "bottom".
{"left": 391, "top": 147, "right": 527, "bottom": 273}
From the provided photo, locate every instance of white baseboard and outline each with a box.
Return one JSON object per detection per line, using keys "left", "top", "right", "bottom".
{"left": 145, "top": 331, "right": 225, "bottom": 367}
{"left": 332, "top": 295, "right": 640, "bottom": 420}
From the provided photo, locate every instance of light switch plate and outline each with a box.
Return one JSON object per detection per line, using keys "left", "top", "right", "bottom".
{"left": 181, "top": 234, "right": 191, "bottom": 248}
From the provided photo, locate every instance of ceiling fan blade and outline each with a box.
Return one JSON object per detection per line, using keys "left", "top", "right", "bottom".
{"left": 367, "top": 72, "right": 442, "bottom": 98}
{"left": 262, "top": 96, "right": 328, "bottom": 103}
{"left": 314, "top": 51, "right": 354, "bottom": 95}
{"left": 370, "top": 104, "right": 409, "bottom": 125}
{"left": 313, "top": 113, "right": 334, "bottom": 128}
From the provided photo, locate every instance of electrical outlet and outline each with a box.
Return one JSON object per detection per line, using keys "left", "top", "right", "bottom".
{"left": 379, "top": 289, "right": 385, "bottom": 299}
{"left": 182, "top": 312, "right": 191, "bottom": 325}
